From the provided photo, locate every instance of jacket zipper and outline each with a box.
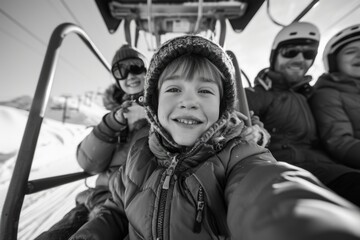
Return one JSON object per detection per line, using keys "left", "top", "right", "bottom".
{"left": 156, "top": 155, "right": 179, "bottom": 240}
{"left": 193, "top": 186, "right": 205, "bottom": 233}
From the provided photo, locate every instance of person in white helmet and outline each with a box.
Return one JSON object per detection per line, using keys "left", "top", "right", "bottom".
{"left": 245, "top": 22, "right": 360, "bottom": 207}
{"left": 310, "top": 24, "right": 360, "bottom": 170}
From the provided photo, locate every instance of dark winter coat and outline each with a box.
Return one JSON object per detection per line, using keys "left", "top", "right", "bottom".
{"left": 310, "top": 73, "right": 360, "bottom": 169}
{"left": 70, "top": 35, "right": 360, "bottom": 240}
{"left": 245, "top": 69, "right": 357, "bottom": 184}
{"left": 70, "top": 119, "right": 360, "bottom": 240}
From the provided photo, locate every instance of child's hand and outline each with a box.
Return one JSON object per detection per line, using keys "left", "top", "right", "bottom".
{"left": 234, "top": 111, "right": 249, "bottom": 122}
{"left": 112, "top": 100, "right": 134, "bottom": 125}
{"left": 123, "top": 103, "right": 146, "bottom": 131}
{"left": 249, "top": 111, "right": 264, "bottom": 128}
{"left": 114, "top": 107, "right": 127, "bottom": 125}
{"left": 241, "top": 125, "right": 262, "bottom": 144}
{"left": 241, "top": 125, "right": 270, "bottom": 147}
{"left": 236, "top": 110, "right": 270, "bottom": 147}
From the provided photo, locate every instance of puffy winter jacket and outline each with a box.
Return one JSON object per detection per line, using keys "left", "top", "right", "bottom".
{"left": 70, "top": 35, "right": 360, "bottom": 240}
{"left": 70, "top": 134, "right": 360, "bottom": 240}
{"left": 76, "top": 84, "right": 149, "bottom": 187}
{"left": 310, "top": 73, "right": 360, "bottom": 169}
{"left": 245, "top": 69, "right": 357, "bottom": 184}
{"left": 77, "top": 112, "right": 149, "bottom": 187}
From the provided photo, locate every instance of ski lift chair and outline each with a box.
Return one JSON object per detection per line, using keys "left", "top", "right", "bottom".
{"left": 96, "top": 0, "right": 265, "bottom": 48}
{"left": 0, "top": 1, "right": 265, "bottom": 239}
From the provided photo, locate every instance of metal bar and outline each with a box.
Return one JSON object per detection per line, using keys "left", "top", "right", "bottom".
{"left": 218, "top": 17, "right": 226, "bottom": 48}
{"left": 135, "top": 25, "right": 140, "bottom": 48}
{"left": 124, "top": 18, "right": 132, "bottom": 45}
{"left": 146, "top": 0, "right": 152, "bottom": 34}
{"left": 241, "top": 69, "right": 252, "bottom": 88}
{"left": 26, "top": 172, "right": 92, "bottom": 194}
{"left": 0, "top": 22, "right": 110, "bottom": 240}
{"left": 292, "top": 0, "right": 319, "bottom": 23}
{"left": 226, "top": 50, "right": 251, "bottom": 126}
{"left": 146, "top": 0, "right": 155, "bottom": 50}
{"left": 155, "top": 33, "right": 161, "bottom": 49}
{"left": 194, "top": 0, "right": 204, "bottom": 33}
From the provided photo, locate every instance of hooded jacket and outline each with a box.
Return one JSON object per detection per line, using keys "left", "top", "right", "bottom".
{"left": 245, "top": 68, "right": 357, "bottom": 184}
{"left": 310, "top": 73, "right": 360, "bottom": 168}
{"left": 77, "top": 43, "right": 149, "bottom": 186}
{"left": 70, "top": 36, "right": 360, "bottom": 240}
{"left": 76, "top": 83, "right": 149, "bottom": 187}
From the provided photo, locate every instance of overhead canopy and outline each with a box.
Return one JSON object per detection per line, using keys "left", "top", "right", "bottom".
{"left": 95, "top": 0, "right": 265, "bottom": 47}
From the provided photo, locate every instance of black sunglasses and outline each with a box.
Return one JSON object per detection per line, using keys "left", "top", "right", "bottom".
{"left": 112, "top": 62, "right": 146, "bottom": 81}
{"left": 279, "top": 46, "right": 317, "bottom": 60}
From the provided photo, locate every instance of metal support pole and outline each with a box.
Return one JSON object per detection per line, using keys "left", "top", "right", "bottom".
{"left": 0, "top": 22, "right": 111, "bottom": 240}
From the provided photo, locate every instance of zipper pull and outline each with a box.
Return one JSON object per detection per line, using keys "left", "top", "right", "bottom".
{"left": 196, "top": 201, "right": 204, "bottom": 222}
{"left": 162, "top": 155, "right": 179, "bottom": 189}
{"left": 194, "top": 187, "right": 205, "bottom": 233}
{"left": 163, "top": 175, "right": 171, "bottom": 190}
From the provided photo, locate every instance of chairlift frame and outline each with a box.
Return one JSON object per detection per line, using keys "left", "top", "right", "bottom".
{"left": 96, "top": 0, "right": 265, "bottom": 48}
{"left": 4, "top": 0, "right": 327, "bottom": 239}
{"left": 0, "top": 25, "right": 250, "bottom": 240}
{"left": 0, "top": 23, "right": 110, "bottom": 240}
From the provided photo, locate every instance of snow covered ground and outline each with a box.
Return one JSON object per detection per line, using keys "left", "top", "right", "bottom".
{"left": 0, "top": 98, "right": 107, "bottom": 239}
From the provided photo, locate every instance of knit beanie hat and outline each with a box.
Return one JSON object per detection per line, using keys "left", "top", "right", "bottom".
{"left": 145, "top": 35, "right": 236, "bottom": 112}
{"left": 144, "top": 35, "right": 237, "bottom": 149}
{"left": 112, "top": 44, "right": 147, "bottom": 67}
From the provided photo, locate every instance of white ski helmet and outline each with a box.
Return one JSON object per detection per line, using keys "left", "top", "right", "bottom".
{"left": 270, "top": 22, "right": 320, "bottom": 69}
{"left": 323, "top": 24, "right": 360, "bottom": 73}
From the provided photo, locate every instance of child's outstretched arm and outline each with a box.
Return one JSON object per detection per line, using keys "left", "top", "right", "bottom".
{"left": 225, "top": 151, "right": 360, "bottom": 240}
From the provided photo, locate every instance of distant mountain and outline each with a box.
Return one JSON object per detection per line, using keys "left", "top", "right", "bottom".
{"left": 0, "top": 95, "right": 107, "bottom": 126}
{"left": 0, "top": 95, "right": 33, "bottom": 111}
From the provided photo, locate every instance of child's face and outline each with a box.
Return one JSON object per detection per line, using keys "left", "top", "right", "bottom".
{"left": 336, "top": 40, "right": 360, "bottom": 79}
{"left": 157, "top": 73, "right": 221, "bottom": 146}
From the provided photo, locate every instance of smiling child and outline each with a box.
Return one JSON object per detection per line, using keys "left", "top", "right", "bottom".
{"left": 70, "top": 35, "right": 360, "bottom": 240}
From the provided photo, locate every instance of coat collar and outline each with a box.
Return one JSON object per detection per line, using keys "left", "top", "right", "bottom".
{"left": 148, "top": 110, "right": 244, "bottom": 171}
{"left": 315, "top": 73, "right": 360, "bottom": 94}
{"left": 254, "top": 68, "right": 312, "bottom": 92}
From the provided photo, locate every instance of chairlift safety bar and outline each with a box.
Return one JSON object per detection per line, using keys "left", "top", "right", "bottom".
{"left": 0, "top": 23, "right": 111, "bottom": 240}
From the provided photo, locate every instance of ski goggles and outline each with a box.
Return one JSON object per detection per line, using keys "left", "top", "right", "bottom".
{"left": 112, "top": 59, "right": 146, "bottom": 81}
{"left": 279, "top": 45, "right": 317, "bottom": 60}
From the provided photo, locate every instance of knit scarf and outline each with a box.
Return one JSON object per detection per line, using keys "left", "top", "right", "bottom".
{"left": 148, "top": 110, "right": 244, "bottom": 171}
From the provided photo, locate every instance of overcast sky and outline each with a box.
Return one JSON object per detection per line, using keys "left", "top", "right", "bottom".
{"left": 0, "top": 0, "right": 359, "bottom": 101}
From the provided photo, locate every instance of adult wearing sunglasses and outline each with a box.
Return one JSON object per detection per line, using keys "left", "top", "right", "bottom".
{"left": 35, "top": 44, "right": 150, "bottom": 240}
{"left": 245, "top": 22, "right": 360, "bottom": 207}
{"left": 310, "top": 25, "right": 360, "bottom": 172}
{"left": 75, "top": 44, "right": 150, "bottom": 207}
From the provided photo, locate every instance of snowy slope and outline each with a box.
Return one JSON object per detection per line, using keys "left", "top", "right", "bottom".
{"left": 0, "top": 103, "right": 104, "bottom": 239}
